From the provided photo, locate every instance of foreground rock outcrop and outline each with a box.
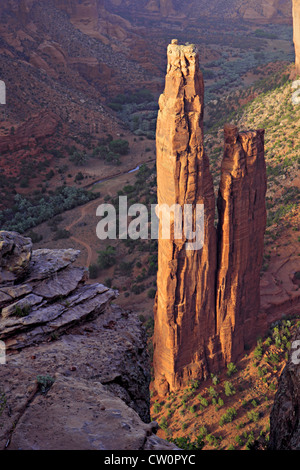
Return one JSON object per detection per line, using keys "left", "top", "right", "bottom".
{"left": 294, "top": 0, "right": 300, "bottom": 75}
{"left": 268, "top": 327, "right": 300, "bottom": 450}
{"left": 153, "top": 42, "right": 267, "bottom": 394}
{"left": 0, "top": 231, "right": 177, "bottom": 450}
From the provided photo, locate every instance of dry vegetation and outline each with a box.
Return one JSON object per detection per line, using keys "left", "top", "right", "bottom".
{"left": 151, "top": 317, "right": 300, "bottom": 450}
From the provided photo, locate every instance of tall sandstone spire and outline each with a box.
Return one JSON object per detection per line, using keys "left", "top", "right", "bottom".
{"left": 153, "top": 41, "right": 267, "bottom": 395}
{"left": 216, "top": 124, "right": 267, "bottom": 364}
{"left": 153, "top": 40, "right": 218, "bottom": 395}
{"left": 294, "top": 0, "right": 300, "bottom": 75}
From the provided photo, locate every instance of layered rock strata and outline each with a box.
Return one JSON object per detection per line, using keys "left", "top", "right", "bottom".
{"left": 153, "top": 40, "right": 218, "bottom": 395}
{"left": 216, "top": 124, "right": 267, "bottom": 364}
{"left": 0, "top": 231, "right": 177, "bottom": 450}
{"left": 293, "top": 0, "right": 300, "bottom": 75}
{"left": 153, "top": 42, "right": 267, "bottom": 394}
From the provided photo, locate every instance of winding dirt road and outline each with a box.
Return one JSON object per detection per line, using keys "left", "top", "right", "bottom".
{"left": 64, "top": 158, "right": 156, "bottom": 268}
{"left": 65, "top": 199, "right": 97, "bottom": 268}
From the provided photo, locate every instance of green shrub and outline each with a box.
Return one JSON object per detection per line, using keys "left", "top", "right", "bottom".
{"left": 147, "top": 288, "right": 156, "bottom": 299}
{"left": 208, "top": 386, "right": 218, "bottom": 398}
{"left": 224, "top": 381, "right": 236, "bottom": 397}
{"left": 159, "top": 417, "right": 168, "bottom": 431}
{"left": 254, "top": 345, "right": 263, "bottom": 360}
{"left": 36, "top": 375, "right": 55, "bottom": 394}
{"left": 197, "top": 394, "right": 209, "bottom": 407}
{"left": 97, "top": 246, "right": 116, "bottom": 270}
{"left": 53, "top": 229, "right": 71, "bottom": 240}
{"left": 14, "top": 304, "right": 30, "bottom": 318}
{"left": 89, "top": 264, "right": 99, "bottom": 279}
{"left": 104, "top": 277, "right": 113, "bottom": 288}
{"left": 109, "top": 139, "right": 129, "bottom": 156}
{"left": 227, "top": 362, "right": 238, "bottom": 376}
{"left": 247, "top": 410, "right": 260, "bottom": 423}
{"left": 190, "top": 405, "right": 197, "bottom": 414}
{"left": 169, "top": 436, "right": 204, "bottom": 450}
{"left": 153, "top": 402, "right": 161, "bottom": 414}
{"left": 219, "top": 407, "right": 237, "bottom": 426}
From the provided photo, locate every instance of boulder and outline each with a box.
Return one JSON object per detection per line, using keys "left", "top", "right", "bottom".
{"left": 0, "top": 231, "right": 32, "bottom": 285}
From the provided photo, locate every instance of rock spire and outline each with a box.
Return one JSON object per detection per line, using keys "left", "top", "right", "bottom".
{"left": 153, "top": 40, "right": 218, "bottom": 395}
{"left": 153, "top": 41, "right": 267, "bottom": 395}
{"left": 293, "top": 0, "right": 300, "bottom": 75}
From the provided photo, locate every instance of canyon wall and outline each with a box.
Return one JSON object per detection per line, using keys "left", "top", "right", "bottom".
{"left": 153, "top": 42, "right": 267, "bottom": 395}
{"left": 107, "top": 0, "right": 292, "bottom": 23}
{"left": 293, "top": 0, "right": 300, "bottom": 74}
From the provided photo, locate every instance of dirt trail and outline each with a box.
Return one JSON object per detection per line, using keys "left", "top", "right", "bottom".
{"left": 64, "top": 159, "right": 156, "bottom": 268}
{"left": 65, "top": 200, "right": 97, "bottom": 268}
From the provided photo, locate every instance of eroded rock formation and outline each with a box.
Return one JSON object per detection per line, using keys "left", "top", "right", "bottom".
{"left": 153, "top": 42, "right": 267, "bottom": 395}
{"left": 268, "top": 327, "right": 300, "bottom": 450}
{"left": 0, "top": 231, "right": 177, "bottom": 450}
{"left": 293, "top": 0, "right": 300, "bottom": 75}
{"left": 153, "top": 40, "right": 219, "bottom": 395}
{"left": 0, "top": 111, "right": 58, "bottom": 154}
{"left": 216, "top": 124, "right": 267, "bottom": 364}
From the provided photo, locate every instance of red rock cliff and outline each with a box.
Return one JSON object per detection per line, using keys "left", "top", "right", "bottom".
{"left": 153, "top": 40, "right": 218, "bottom": 395}
{"left": 216, "top": 124, "right": 267, "bottom": 365}
{"left": 293, "top": 0, "right": 300, "bottom": 75}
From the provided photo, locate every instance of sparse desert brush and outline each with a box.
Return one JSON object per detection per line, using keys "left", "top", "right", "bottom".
{"left": 224, "top": 381, "right": 236, "bottom": 397}
{"left": 219, "top": 407, "right": 237, "bottom": 426}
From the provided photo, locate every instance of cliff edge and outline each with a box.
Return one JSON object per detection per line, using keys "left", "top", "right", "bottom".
{"left": 0, "top": 231, "right": 177, "bottom": 450}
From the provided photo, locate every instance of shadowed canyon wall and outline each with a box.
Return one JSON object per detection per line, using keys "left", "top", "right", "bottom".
{"left": 153, "top": 42, "right": 267, "bottom": 395}
{"left": 293, "top": 0, "right": 300, "bottom": 74}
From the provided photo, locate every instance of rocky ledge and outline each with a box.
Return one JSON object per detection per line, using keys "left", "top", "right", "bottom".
{"left": 0, "top": 231, "right": 177, "bottom": 450}
{"left": 268, "top": 327, "right": 300, "bottom": 450}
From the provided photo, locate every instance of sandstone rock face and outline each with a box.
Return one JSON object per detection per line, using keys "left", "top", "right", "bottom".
{"left": 0, "top": 231, "right": 178, "bottom": 450}
{"left": 216, "top": 124, "right": 267, "bottom": 364}
{"left": 0, "top": 231, "right": 32, "bottom": 284}
{"left": 145, "top": 0, "right": 176, "bottom": 16}
{"left": 0, "top": 111, "right": 58, "bottom": 154}
{"left": 111, "top": 0, "right": 292, "bottom": 23}
{"left": 268, "top": 328, "right": 300, "bottom": 450}
{"left": 153, "top": 43, "right": 267, "bottom": 395}
{"left": 293, "top": 0, "right": 300, "bottom": 75}
{"left": 53, "top": 0, "right": 131, "bottom": 41}
{"left": 153, "top": 41, "right": 218, "bottom": 395}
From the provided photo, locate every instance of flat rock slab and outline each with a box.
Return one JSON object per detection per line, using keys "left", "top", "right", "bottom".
{"left": 0, "top": 304, "right": 177, "bottom": 450}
